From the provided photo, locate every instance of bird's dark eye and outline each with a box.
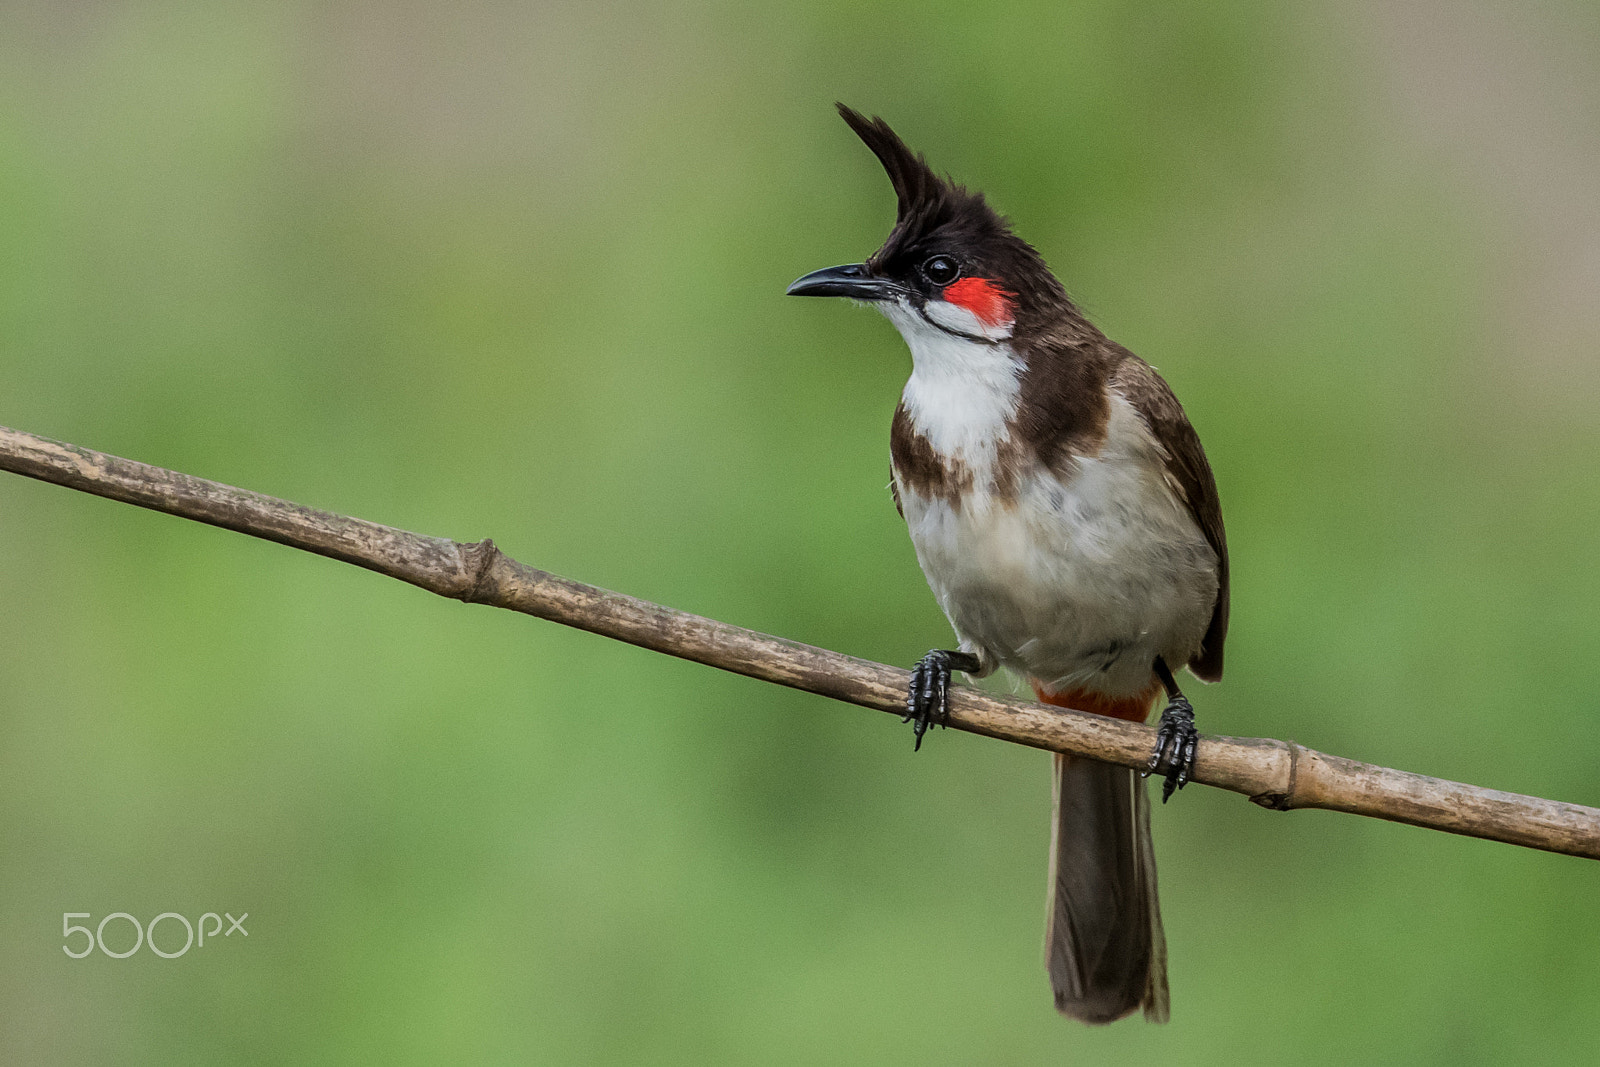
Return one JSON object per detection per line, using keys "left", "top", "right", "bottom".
{"left": 920, "top": 255, "right": 960, "bottom": 287}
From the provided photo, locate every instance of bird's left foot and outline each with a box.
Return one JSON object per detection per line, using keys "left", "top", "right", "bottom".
{"left": 905, "top": 649, "right": 981, "bottom": 751}
{"left": 1145, "top": 696, "right": 1199, "bottom": 802}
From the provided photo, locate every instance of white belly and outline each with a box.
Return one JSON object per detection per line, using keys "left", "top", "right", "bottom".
{"left": 895, "top": 397, "right": 1218, "bottom": 696}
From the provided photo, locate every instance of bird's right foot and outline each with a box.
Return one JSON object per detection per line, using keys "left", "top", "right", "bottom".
{"left": 905, "top": 649, "right": 982, "bottom": 751}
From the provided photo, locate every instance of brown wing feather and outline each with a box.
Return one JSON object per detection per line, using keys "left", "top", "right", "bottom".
{"left": 1108, "top": 352, "right": 1229, "bottom": 681}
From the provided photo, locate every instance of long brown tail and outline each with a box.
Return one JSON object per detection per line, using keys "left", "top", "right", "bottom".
{"left": 1046, "top": 753, "right": 1169, "bottom": 1024}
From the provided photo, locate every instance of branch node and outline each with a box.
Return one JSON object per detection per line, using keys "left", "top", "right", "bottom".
{"left": 1249, "top": 738, "right": 1302, "bottom": 811}
{"left": 461, "top": 538, "right": 502, "bottom": 604}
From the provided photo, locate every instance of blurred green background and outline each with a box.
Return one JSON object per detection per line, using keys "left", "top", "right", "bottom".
{"left": 4, "top": 0, "right": 1600, "bottom": 1062}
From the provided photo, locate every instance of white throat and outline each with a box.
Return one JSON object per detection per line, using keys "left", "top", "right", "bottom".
{"left": 883, "top": 298, "right": 1023, "bottom": 473}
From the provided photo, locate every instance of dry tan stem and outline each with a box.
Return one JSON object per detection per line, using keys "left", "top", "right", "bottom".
{"left": 3, "top": 423, "right": 1597, "bottom": 859}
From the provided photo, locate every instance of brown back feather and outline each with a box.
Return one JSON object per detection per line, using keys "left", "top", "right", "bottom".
{"left": 1107, "top": 353, "right": 1229, "bottom": 681}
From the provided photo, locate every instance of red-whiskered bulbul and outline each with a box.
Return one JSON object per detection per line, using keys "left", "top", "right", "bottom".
{"left": 788, "top": 105, "right": 1229, "bottom": 1024}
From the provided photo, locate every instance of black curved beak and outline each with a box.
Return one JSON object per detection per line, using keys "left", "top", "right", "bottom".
{"left": 785, "top": 263, "right": 901, "bottom": 301}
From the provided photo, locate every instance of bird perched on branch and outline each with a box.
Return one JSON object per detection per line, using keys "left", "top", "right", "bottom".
{"left": 788, "top": 105, "right": 1229, "bottom": 1024}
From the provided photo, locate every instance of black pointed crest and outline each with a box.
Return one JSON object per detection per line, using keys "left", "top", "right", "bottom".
{"left": 835, "top": 104, "right": 1008, "bottom": 267}
{"left": 835, "top": 105, "right": 947, "bottom": 227}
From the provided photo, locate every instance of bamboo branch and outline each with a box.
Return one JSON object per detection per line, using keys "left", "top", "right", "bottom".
{"left": 3, "top": 423, "right": 1597, "bottom": 859}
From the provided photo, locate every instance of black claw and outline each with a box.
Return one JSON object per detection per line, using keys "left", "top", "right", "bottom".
{"left": 905, "top": 649, "right": 979, "bottom": 751}
{"left": 1143, "top": 696, "right": 1198, "bottom": 802}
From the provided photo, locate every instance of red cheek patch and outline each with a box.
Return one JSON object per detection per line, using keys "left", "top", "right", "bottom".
{"left": 941, "top": 277, "right": 1015, "bottom": 327}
